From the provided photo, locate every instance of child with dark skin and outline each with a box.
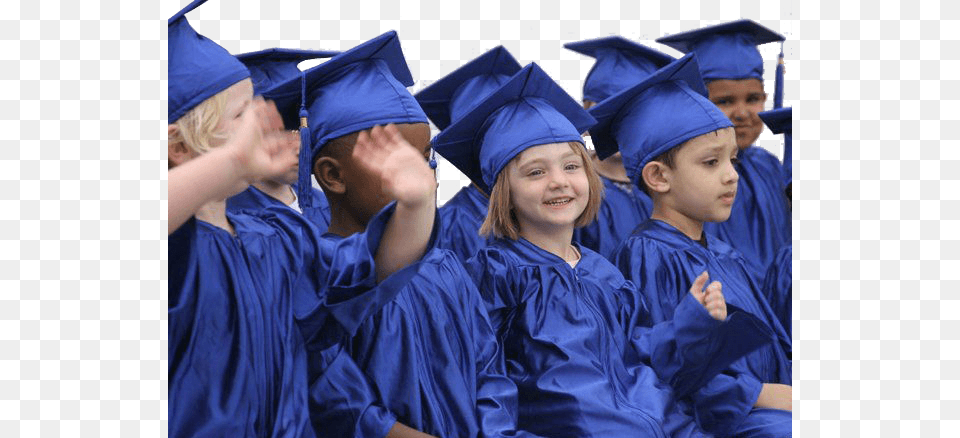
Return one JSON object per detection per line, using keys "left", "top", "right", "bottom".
{"left": 315, "top": 123, "right": 433, "bottom": 237}
{"left": 312, "top": 123, "right": 536, "bottom": 438}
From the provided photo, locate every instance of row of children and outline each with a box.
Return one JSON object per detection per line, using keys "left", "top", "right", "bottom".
{"left": 168, "top": 0, "right": 794, "bottom": 436}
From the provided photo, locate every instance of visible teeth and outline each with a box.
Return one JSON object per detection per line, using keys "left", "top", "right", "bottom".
{"left": 545, "top": 198, "right": 571, "bottom": 206}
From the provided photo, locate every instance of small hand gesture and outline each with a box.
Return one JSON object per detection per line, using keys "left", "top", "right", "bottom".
{"left": 689, "top": 271, "right": 727, "bottom": 321}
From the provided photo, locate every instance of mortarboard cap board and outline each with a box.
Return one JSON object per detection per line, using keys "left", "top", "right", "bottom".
{"left": 168, "top": 0, "right": 251, "bottom": 124}
{"left": 260, "top": 31, "right": 428, "bottom": 212}
{"left": 758, "top": 106, "right": 791, "bottom": 135}
{"left": 431, "top": 63, "right": 596, "bottom": 193}
{"left": 759, "top": 107, "right": 792, "bottom": 186}
{"left": 564, "top": 36, "right": 675, "bottom": 103}
{"left": 588, "top": 53, "right": 733, "bottom": 189}
{"left": 236, "top": 48, "right": 339, "bottom": 95}
{"left": 656, "top": 19, "right": 784, "bottom": 83}
{"left": 415, "top": 46, "right": 523, "bottom": 131}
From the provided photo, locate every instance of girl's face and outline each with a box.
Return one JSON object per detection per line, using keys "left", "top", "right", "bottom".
{"left": 506, "top": 142, "right": 589, "bottom": 235}
{"left": 209, "top": 79, "right": 255, "bottom": 150}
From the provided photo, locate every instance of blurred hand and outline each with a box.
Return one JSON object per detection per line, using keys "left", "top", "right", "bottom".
{"left": 353, "top": 124, "right": 436, "bottom": 209}
{"left": 227, "top": 97, "right": 299, "bottom": 190}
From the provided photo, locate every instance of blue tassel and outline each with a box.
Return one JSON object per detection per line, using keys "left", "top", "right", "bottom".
{"left": 297, "top": 70, "right": 313, "bottom": 210}
{"left": 773, "top": 42, "right": 784, "bottom": 109}
{"left": 428, "top": 147, "right": 437, "bottom": 170}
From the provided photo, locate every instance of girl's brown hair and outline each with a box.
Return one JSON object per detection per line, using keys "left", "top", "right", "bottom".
{"left": 480, "top": 141, "right": 604, "bottom": 240}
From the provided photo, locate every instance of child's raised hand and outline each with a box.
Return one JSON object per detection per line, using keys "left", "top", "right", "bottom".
{"left": 353, "top": 124, "right": 436, "bottom": 208}
{"left": 689, "top": 271, "right": 727, "bottom": 321}
{"left": 228, "top": 97, "right": 299, "bottom": 188}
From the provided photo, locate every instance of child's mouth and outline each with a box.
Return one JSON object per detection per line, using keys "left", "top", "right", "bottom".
{"left": 544, "top": 197, "right": 572, "bottom": 207}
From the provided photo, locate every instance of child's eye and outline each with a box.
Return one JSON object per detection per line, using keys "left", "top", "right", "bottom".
{"left": 704, "top": 159, "right": 719, "bottom": 166}
{"left": 527, "top": 169, "right": 544, "bottom": 177}
{"left": 712, "top": 98, "right": 731, "bottom": 106}
{"left": 730, "top": 157, "right": 740, "bottom": 166}
{"left": 564, "top": 163, "right": 581, "bottom": 171}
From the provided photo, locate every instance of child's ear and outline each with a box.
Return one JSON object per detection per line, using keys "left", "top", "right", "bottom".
{"left": 168, "top": 124, "right": 192, "bottom": 167}
{"left": 313, "top": 157, "right": 345, "bottom": 194}
{"left": 642, "top": 161, "right": 670, "bottom": 194}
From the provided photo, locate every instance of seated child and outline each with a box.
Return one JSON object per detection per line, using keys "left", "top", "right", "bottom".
{"left": 262, "top": 32, "right": 532, "bottom": 438}
{"left": 589, "top": 52, "right": 793, "bottom": 436}
{"left": 436, "top": 62, "right": 770, "bottom": 437}
{"left": 657, "top": 19, "right": 792, "bottom": 280}
{"left": 226, "top": 48, "right": 339, "bottom": 229}
{"left": 415, "top": 46, "right": 523, "bottom": 263}
{"left": 564, "top": 36, "right": 675, "bottom": 259}
{"left": 168, "top": 3, "right": 437, "bottom": 436}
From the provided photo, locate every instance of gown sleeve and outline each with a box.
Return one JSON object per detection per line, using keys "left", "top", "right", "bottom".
{"left": 293, "top": 202, "right": 440, "bottom": 340}
{"left": 613, "top": 238, "right": 773, "bottom": 398}
{"left": 467, "top": 248, "right": 544, "bottom": 438}
{"left": 308, "top": 339, "right": 398, "bottom": 438}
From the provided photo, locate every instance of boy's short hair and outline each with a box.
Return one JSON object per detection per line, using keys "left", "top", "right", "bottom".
{"left": 170, "top": 89, "right": 229, "bottom": 159}
{"left": 480, "top": 142, "right": 604, "bottom": 240}
{"left": 316, "top": 130, "right": 361, "bottom": 161}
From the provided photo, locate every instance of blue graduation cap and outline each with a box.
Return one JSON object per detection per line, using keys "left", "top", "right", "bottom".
{"left": 260, "top": 31, "right": 428, "bottom": 211}
{"left": 236, "top": 48, "right": 339, "bottom": 95}
{"left": 588, "top": 53, "right": 732, "bottom": 189}
{"left": 415, "top": 46, "right": 523, "bottom": 131}
{"left": 563, "top": 36, "right": 675, "bottom": 104}
{"left": 431, "top": 63, "right": 596, "bottom": 193}
{"left": 758, "top": 107, "right": 792, "bottom": 185}
{"left": 656, "top": 19, "right": 784, "bottom": 83}
{"left": 168, "top": 0, "right": 250, "bottom": 124}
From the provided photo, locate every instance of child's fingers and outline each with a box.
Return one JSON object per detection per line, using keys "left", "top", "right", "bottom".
{"left": 703, "top": 281, "right": 726, "bottom": 321}
{"left": 262, "top": 100, "right": 284, "bottom": 132}
{"left": 688, "top": 271, "right": 709, "bottom": 303}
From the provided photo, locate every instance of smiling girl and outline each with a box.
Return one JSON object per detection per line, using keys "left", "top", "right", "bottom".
{"left": 432, "top": 62, "right": 769, "bottom": 437}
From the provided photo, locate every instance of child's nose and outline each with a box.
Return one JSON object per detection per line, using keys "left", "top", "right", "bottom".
{"left": 548, "top": 172, "right": 569, "bottom": 189}
{"left": 724, "top": 163, "right": 740, "bottom": 183}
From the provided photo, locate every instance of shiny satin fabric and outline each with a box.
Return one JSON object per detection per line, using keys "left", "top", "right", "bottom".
{"left": 465, "top": 237, "right": 765, "bottom": 438}
{"left": 226, "top": 184, "right": 332, "bottom": 233}
{"left": 437, "top": 184, "right": 490, "bottom": 264}
{"left": 613, "top": 219, "right": 792, "bottom": 436}
{"left": 319, "top": 233, "right": 533, "bottom": 437}
{"left": 573, "top": 176, "right": 653, "bottom": 262}
{"left": 703, "top": 146, "right": 792, "bottom": 282}
{"left": 169, "top": 204, "right": 412, "bottom": 437}
{"left": 762, "top": 244, "right": 792, "bottom": 340}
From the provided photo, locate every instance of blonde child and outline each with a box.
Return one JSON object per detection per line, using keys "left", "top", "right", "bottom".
{"left": 168, "top": 2, "right": 437, "bottom": 436}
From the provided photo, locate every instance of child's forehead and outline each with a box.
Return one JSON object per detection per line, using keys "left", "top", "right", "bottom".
{"left": 679, "top": 128, "right": 737, "bottom": 154}
{"left": 706, "top": 78, "right": 764, "bottom": 95}
{"left": 513, "top": 142, "right": 581, "bottom": 164}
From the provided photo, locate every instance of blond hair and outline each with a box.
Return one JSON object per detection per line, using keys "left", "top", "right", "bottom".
{"left": 169, "top": 89, "right": 229, "bottom": 159}
{"left": 480, "top": 141, "right": 604, "bottom": 240}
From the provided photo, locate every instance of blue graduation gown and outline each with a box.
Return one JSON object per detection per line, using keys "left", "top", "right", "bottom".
{"left": 169, "top": 205, "right": 415, "bottom": 438}
{"left": 320, "top": 231, "right": 532, "bottom": 437}
{"left": 613, "top": 219, "right": 792, "bottom": 437}
{"left": 703, "top": 146, "right": 791, "bottom": 281}
{"left": 762, "top": 244, "right": 792, "bottom": 339}
{"left": 227, "top": 184, "right": 332, "bottom": 233}
{"left": 437, "top": 184, "right": 489, "bottom": 263}
{"left": 573, "top": 175, "right": 653, "bottom": 261}
{"left": 466, "top": 237, "right": 769, "bottom": 438}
